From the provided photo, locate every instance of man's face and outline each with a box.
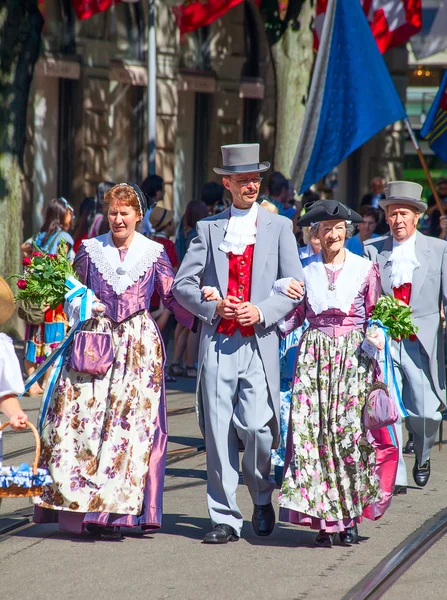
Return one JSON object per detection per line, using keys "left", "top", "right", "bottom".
{"left": 358, "top": 216, "right": 377, "bottom": 240}
{"left": 222, "top": 172, "right": 262, "bottom": 209}
{"left": 386, "top": 204, "right": 420, "bottom": 242}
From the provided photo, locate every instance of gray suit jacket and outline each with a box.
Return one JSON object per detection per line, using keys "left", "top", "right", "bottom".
{"left": 172, "top": 206, "right": 303, "bottom": 443}
{"left": 364, "top": 231, "right": 447, "bottom": 402}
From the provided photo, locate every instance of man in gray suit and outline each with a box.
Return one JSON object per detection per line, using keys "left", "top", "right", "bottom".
{"left": 364, "top": 181, "right": 447, "bottom": 491}
{"left": 173, "top": 144, "right": 304, "bottom": 543}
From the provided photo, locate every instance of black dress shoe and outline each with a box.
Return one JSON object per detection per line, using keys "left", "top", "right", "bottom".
{"left": 252, "top": 502, "right": 275, "bottom": 536}
{"left": 413, "top": 458, "right": 431, "bottom": 487}
{"left": 339, "top": 524, "right": 359, "bottom": 546}
{"left": 86, "top": 524, "right": 122, "bottom": 540}
{"left": 404, "top": 437, "right": 415, "bottom": 454}
{"left": 393, "top": 485, "right": 408, "bottom": 496}
{"left": 314, "top": 531, "right": 334, "bottom": 548}
{"left": 203, "top": 524, "right": 239, "bottom": 544}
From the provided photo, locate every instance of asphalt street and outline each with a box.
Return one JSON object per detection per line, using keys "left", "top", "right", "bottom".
{"left": 1, "top": 377, "right": 446, "bottom": 600}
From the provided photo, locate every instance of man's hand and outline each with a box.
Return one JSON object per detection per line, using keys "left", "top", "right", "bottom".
{"left": 216, "top": 295, "right": 241, "bottom": 320}
{"left": 235, "top": 302, "right": 261, "bottom": 326}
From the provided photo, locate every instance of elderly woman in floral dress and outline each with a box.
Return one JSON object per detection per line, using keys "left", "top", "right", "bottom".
{"left": 274, "top": 201, "right": 397, "bottom": 548}
{"left": 34, "top": 183, "right": 193, "bottom": 539}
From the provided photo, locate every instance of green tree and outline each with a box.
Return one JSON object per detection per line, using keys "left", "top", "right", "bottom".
{"left": 0, "top": 0, "right": 43, "bottom": 290}
{"left": 261, "top": 0, "right": 316, "bottom": 176}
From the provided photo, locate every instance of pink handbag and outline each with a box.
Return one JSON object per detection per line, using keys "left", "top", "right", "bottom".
{"left": 363, "top": 381, "right": 398, "bottom": 430}
{"left": 69, "top": 331, "right": 114, "bottom": 377}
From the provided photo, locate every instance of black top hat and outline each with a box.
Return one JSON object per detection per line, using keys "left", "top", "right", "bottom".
{"left": 297, "top": 200, "right": 363, "bottom": 226}
{"left": 213, "top": 144, "right": 270, "bottom": 175}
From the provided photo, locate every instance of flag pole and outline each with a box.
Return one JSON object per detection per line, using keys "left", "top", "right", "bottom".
{"left": 404, "top": 118, "right": 445, "bottom": 216}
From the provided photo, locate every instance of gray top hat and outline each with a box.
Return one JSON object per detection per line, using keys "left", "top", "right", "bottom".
{"left": 213, "top": 143, "right": 270, "bottom": 175}
{"left": 379, "top": 181, "right": 427, "bottom": 213}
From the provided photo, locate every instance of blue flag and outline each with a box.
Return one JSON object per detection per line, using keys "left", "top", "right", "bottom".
{"left": 420, "top": 71, "right": 447, "bottom": 163}
{"left": 291, "top": 0, "right": 407, "bottom": 194}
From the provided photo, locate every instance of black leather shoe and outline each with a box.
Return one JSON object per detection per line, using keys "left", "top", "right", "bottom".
{"left": 339, "top": 524, "right": 359, "bottom": 546}
{"left": 203, "top": 524, "right": 239, "bottom": 544}
{"left": 314, "top": 531, "right": 334, "bottom": 548}
{"left": 393, "top": 485, "right": 407, "bottom": 496}
{"left": 413, "top": 458, "right": 431, "bottom": 487}
{"left": 404, "top": 437, "right": 415, "bottom": 454}
{"left": 252, "top": 502, "right": 275, "bottom": 536}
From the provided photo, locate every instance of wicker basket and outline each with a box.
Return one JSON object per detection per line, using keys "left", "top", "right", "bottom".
{"left": 0, "top": 420, "right": 45, "bottom": 498}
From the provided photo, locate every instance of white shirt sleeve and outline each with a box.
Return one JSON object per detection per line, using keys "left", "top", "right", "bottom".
{"left": 0, "top": 335, "right": 25, "bottom": 399}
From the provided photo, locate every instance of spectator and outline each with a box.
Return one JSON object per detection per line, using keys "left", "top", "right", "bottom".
{"left": 201, "top": 181, "right": 225, "bottom": 216}
{"left": 361, "top": 176, "right": 388, "bottom": 234}
{"left": 20, "top": 198, "right": 74, "bottom": 396}
{"left": 283, "top": 180, "right": 297, "bottom": 219}
{"left": 72, "top": 196, "right": 96, "bottom": 253}
{"left": 345, "top": 206, "right": 380, "bottom": 256}
{"left": 170, "top": 200, "right": 209, "bottom": 378}
{"left": 175, "top": 200, "right": 209, "bottom": 262}
{"left": 141, "top": 174, "right": 165, "bottom": 236}
{"left": 266, "top": 171, "right": 289, "bottom": 215}
{"left": 89, "top": 181, "right": 115, "bottom": 238}
{"left": 427, "top": 177, "right": 447, "bottom": 237}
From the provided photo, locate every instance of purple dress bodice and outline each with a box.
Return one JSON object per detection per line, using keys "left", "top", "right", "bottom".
{"left": 74, "top": 243, "right": 193, "bottom": 328}
{"left": 282, "top": 262, "right": 381, "bottom": 338}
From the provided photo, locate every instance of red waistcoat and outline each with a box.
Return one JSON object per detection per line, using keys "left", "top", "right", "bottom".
{"left": 216, "top": 244, "right": 255, "bottom": 337}
{"left": 393, "top": 283, "right": 417, "bottom": 341}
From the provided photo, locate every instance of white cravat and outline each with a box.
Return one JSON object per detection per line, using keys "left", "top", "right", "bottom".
{"left": 389, "top": 234, "right": 419, "bottom": 288}
{"left": 219, "top": 202, "right": 258, "bottom": 255}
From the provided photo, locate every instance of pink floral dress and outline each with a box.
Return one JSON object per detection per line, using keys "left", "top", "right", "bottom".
{"left": 278, "top": 252, "right": 395, "bottom": 532}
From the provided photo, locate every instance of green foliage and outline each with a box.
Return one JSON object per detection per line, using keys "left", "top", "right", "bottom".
{"left": 371, "top": 294, "right": 418, "bottom": 340}
{"left": 10, "top": 242, "right": 75, "bottom": 310}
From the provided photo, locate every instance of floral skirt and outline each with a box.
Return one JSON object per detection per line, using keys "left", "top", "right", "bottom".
{"left": 278, "top": 328, "right": 381, "bottom": 532}
{"left": 35, "top": 311, "right": 164, "bottom": 524}
{"left": 25, "top": 304, "right": 67, "bottom": 365}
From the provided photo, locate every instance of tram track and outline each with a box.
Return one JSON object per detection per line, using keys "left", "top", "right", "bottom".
{"left": 344, "top": 508, "right": 447, "bottom": 600}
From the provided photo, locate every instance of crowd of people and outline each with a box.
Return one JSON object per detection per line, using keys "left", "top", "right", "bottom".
{"left": 0, "top": 142, "right": 446, "bottom": 547}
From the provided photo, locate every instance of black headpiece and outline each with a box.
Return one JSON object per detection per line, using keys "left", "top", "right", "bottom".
{"left": 297, "top": 200, "right": 363, "bottom": 226}
{"left": 117, "top": 182, "right": 155, "bottom": 216}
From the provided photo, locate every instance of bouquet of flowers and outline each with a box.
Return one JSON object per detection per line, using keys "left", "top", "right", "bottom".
{"left": 370, "top": 294, "right": 418, "bottom": 341}
{"left": 11, "top": 241, "right": 75, "bottom": 310}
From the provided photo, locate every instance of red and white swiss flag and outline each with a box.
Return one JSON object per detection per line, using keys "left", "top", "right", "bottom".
{"left": 315, "top": 0, "right": 422, "bottom": 54}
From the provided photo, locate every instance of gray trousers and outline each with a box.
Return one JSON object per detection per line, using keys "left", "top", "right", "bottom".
{"left": 391, "top": 338, "right": 442, "bottom": 484}
{"left": 200, "top": 331, "right": 276, "bottom": 535}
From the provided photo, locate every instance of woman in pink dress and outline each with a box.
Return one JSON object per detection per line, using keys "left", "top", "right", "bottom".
{"left": 274, "top": 201, "right": 397, "bottom": 548}
{"left": 35, "top": 183, "right": 193, "bottom": 539}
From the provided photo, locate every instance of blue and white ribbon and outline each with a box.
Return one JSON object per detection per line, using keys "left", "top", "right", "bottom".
{"left": 20, "top": 276, "right": 95, "bottom": 433}
{"left": 367, "top": 318, "right": 408, "bottom": 419}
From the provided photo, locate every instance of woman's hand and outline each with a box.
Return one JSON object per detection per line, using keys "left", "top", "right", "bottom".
{"left": 285, "top": 279, "right": 305, "bottom": 300}
{"left": 9, "top": 410, "right": 28, "bottom": 431}
{"left": 202, "top": 286, "right": 222, "bottom": 302}
{"left": 92, "top": 296, "right": 105, "bottom": 314}
{"left": 366, "top": 327, "right": 385, "bottom": 351}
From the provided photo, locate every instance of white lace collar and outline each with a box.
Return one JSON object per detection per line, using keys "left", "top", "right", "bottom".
{"left": 303, "top": 250, "right": 372, "bottom": 316}
{"left": 389, "top": 233, "right": 419, "bottom": 288}
{"left": 219, "top": 202, "right": 258, "bottom": 255}
{"left": 83, "top": 232, "right": 163, "bottom": 295}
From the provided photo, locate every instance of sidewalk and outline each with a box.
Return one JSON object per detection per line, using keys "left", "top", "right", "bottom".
{"left": 1, "top": 376, "right": 447, "bottom": 599}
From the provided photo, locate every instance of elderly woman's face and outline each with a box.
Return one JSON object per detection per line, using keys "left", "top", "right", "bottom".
{"left": 317, "top": 219, "right": 346, "bottom": 253}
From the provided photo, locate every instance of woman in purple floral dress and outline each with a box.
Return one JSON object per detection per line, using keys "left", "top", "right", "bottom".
{"left": 274, "top": 201, "right": 397, "bottom": 548}
{"left": 34, "top": 184, "right": 193, "bottom": 539}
